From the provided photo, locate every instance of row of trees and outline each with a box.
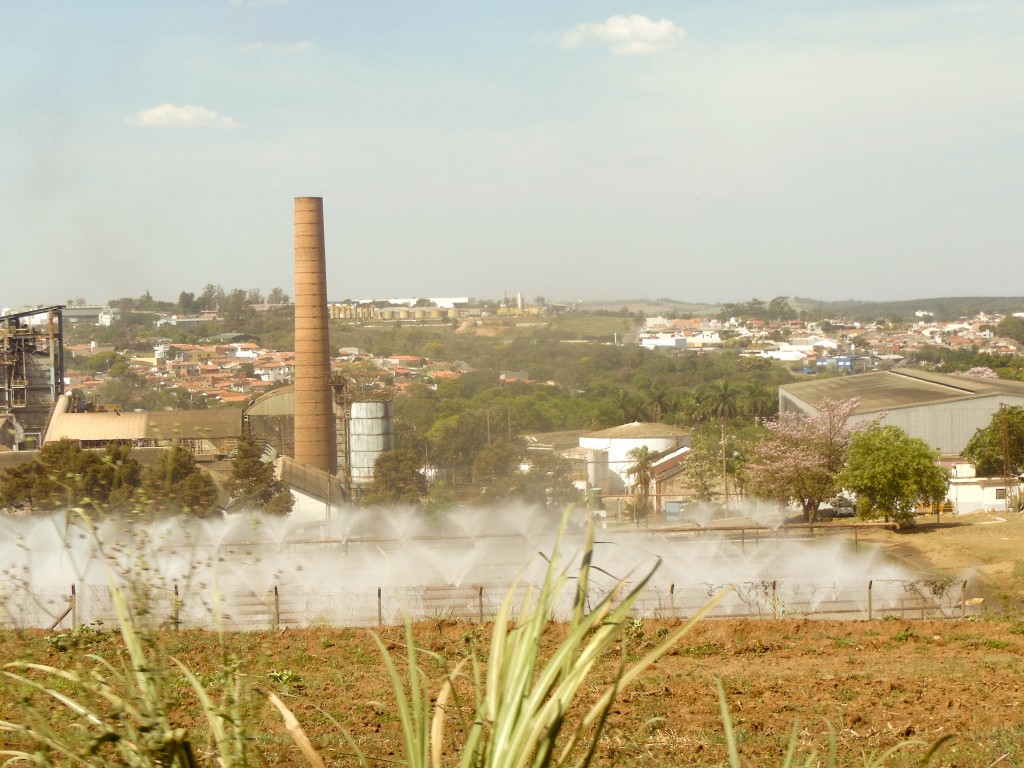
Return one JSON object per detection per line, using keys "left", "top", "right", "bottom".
{"left": 0, "top": 435, "right": 292, "bottom": 517}
{"left": 744, "top": 399, "right": 950, "bottom": 524}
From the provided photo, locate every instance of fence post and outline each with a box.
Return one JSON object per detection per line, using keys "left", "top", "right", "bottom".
{"left": 961, "top": 580, "right": 967, "bottom": 620}
{"left": 771, "top": 580, "right": 777, "bottom": 619}
{"left": 71, "top": 584, "right": 77, "bottom": 628}
{"left": 377, "top": 587, "right": 383, "bottom": 626}
{"left": 273, "top": 585, "right": 280, "bottom": 629}
{"left": 478, "top": 586, "right": 484, "bottom": 623}
{"left": 669, "top": 583, "right": 676, "bottom": 619}
{"left": 867, "top": 580, "right": 873, "bottom": 620}
{"left": 173, "top": 584, "right": 180, "bottom": 630}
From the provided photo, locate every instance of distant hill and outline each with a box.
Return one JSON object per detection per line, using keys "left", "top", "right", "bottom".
{"left": 791, "top": 297, "right": 1024, "bottom": 322}
{"left": 565, "top": 296, "right": 1024, "bottom": 323}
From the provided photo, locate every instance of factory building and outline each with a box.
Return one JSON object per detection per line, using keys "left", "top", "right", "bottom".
{"left": 780, "top": 369, "right": 1024, "bottom": 456}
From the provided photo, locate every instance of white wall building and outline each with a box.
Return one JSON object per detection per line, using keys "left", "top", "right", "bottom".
{"left": 578, "top": 422, "right": 691, "bottom": 494}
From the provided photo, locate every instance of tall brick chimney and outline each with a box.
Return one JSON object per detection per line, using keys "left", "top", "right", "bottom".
{"left": 293, "top": 196, "right": 336, "bottom": 474}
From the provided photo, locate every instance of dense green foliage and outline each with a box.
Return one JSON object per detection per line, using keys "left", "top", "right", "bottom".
{"left": 911, "top": 347, "right": 1024, "bottom": 381}
{"left": 0, "top": 440, "right": 218, "bottom": 516}
{"left": 838, "top": 426, "right": 949, "bottom": 525}
{"left": 138, "top": 444, "right": 219, "bottom": 517}
{"left": 962, "top": 406, "right": 1024, "bottom": 478}
{"left": 0, "top": 441, "right": 139, "bottom": 511}
{"left": 226, "top": 433, "right": 294, "bottom": 514}
{"left": 362, "top": 448, "right": 428, "bottom": 505}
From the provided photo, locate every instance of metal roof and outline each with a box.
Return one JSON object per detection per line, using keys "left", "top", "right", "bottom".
{"left": 581, "top": 421, "right": 689, "bottom": 439}
{"left": 781, "top": 369, "right": 1024, "bottom": 414}
{"left": 44, "top": 408, "right": 243, "bottom": 443}
{"left": 246, "top": 386, "right": 295, "bottom": 417}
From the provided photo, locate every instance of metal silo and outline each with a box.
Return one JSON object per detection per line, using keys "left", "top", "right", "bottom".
{"left": 349, "top": 400, "right": 394, "bottom": 487}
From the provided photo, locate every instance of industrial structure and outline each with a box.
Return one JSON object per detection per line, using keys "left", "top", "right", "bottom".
{"left": 0, "top": 198, "right": 392, "bottom": 506}
{"left": 293, "top": 197, "right": 337, "bottom": 475}
{"left": 0, "top": 306, "right": 66, "bottom": 450}
{"left": 780, "top": 369, "right": 1024, "bottom": 456}
{"left": 289, "top": 196, "right": 394, "bottom": 498}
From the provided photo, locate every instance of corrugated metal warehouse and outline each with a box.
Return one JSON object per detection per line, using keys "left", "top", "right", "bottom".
{"left": 43, "top": 395, "right": 244, "bottom": 456}
{"left": 780, "top": 369, "right": 1024, "bottom": 456}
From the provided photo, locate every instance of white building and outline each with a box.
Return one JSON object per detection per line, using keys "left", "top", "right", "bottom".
{"left": 577, "top": 422, "right": 691, "bottom": 494}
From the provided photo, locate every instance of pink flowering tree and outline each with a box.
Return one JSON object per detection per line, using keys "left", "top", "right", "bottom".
{"left": 745, "top": 397, "right": 876, "bottom": 523}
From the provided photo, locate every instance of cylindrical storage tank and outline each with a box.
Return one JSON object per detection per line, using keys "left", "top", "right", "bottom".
{"left": 293, "top": 197, "right": 337, "bottom": 474}
{"left": 413, "top": 308, "right": 426, "bottom": 320}
{"left": 430, "top": 308, "right": 442, "bottom": 319}
{"left": 398, "top": 308, "right": 411, "bottom": 320}
{"left": 587, "top": 450, "right": 607, "bottom": 488}
{"left": 380, "top": 308, "right": 394, "bottom": 320}
{"left": 447, "top": 308, "right": 461, "bottom": 319}
{"left": 349, "top": 400, "right": 394, "bottom": 486}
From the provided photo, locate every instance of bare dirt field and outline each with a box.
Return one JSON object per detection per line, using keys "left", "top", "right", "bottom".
{"left": 3, "top": 511, "right": 1024, "bottom": 767}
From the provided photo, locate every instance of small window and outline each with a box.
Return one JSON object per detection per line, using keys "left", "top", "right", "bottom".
{"left": 996, "top": 488, "right": 1007, "bottom": 500}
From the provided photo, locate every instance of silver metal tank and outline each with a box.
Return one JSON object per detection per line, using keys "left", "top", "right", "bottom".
{"left": 349, "top": 400, "right": 394, "bottom": 486}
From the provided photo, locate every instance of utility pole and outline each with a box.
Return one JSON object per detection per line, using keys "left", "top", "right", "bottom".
{"left": 721, "top": 420, "right": 729, "bottom": 511}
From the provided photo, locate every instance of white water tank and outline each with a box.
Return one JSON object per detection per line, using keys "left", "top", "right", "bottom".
{"left": 349, "top": 401, "right": 394, "bottom": 486}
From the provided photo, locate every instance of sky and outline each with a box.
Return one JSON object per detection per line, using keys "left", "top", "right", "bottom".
{"left": 2, "top": 1, "right": 1023, "bottom": 309}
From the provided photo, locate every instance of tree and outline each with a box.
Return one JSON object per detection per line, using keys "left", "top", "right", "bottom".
{"left": 362, "top": 449, "right": 427, "bottom": 505}
{"left": 626, "top": 445, "right": 656, "bottom": 520}
{"left": 838, "top": 425, "right": 949, "bottom": 525}
{"left": 267, "top": 287, "right": 290, "bottom": 305}
{"left": 743, "top": 380, "right": 777, "bottom": 421}
{"left": 996, "top": 315, "right": 1024, "bottom": 345}
{"left": 745, "top": 398, "right": 868, "bottom": 523}
{"left": 962, "top": 405, "right": 1024, "bottom": 478}
{"left": 197, "top": 284, "right": 225, "bottom": 313}
{"left": 227, "top": 433, "right": 293, "bottom": 514}
{"left": 139, "top": 444, "right": 219, "bottom": 517}
{"left": 0, "top": 440, "right": 140, "bottom": 512}
{"left": 677, "top": 435, "right": 722, "bottom": 502}
{"left": 177, "top": 291, "right": 197, "bottom": 314}
{"left": 706, "top": 380, "right": 742, "bottom": 505}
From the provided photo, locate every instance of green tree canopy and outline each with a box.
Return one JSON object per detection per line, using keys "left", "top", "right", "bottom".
{"left": 139, "top": 444, "right": 219, "bottom": 517}
{"left": 227, "top": 434, "right": 293, "bottom": 514}
{"left": 677, "top": 435, "right": 723, "bottom": 502}
{"left": 962, "top": 405, "right": 1024, "bottom": 478}
{"left": 362, "top": 448, "right": 427, "bottom": 505}
{"left": 0, "top": 440, "right": 139, "bottom": 512}
{"left": 838, "top": 425, "right": 949, "bottom": 525}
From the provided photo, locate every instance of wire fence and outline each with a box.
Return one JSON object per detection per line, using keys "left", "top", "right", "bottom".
{"left": 0, "top": 577, "right": 977, "bottom": 632}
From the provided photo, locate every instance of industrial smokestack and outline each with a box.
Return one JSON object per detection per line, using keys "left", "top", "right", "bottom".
{"left": 293, "top": 196, "right": 337, "bottom": 474}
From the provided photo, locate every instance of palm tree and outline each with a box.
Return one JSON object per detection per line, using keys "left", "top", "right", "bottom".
{"left": 680, "top": 389, "right": 711, "bottom": 432}
{"left": 614, "top": 389, "right": 642, "bottom": 423}
{"left": 706, "top": 380, "right": 741, "bottom": 427}
{"left": 626, "top": 445, "right": 656, "bottom": 522}
{"left": 644, "top": 383, "right": 673, "bottom": 422}
{"left": 706, "top": 380, "right": 742, "bottom": 508}
{"left": 743, "top": 380, "right": 777, "bottom": 422}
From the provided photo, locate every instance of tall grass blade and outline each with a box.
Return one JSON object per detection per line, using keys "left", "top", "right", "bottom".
{"left": 268, "top": 692, "right": 329, "bottom": 768}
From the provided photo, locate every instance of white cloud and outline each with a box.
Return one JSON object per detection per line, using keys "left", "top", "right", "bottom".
{"left": 562, "top": 15, "right": 685, "bottom": 55}
{"left": 126, "top": 104, "right": 240, "bottom": 129}
{"left": 238, "top": 40, "right": 316, "bottom": 54}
